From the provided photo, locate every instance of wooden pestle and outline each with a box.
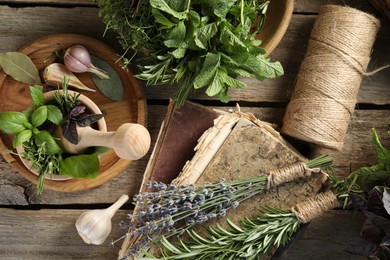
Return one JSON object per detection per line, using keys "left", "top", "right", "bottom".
{"left": 59, "top": 123, "right": 151, "bottom": 160}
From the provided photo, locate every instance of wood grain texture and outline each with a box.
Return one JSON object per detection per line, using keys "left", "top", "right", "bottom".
{"left": 0, "top": 208, "right": 129, "bottom": 260}
{"left": 0, "top": 208, "right": 366, "bottom": 260}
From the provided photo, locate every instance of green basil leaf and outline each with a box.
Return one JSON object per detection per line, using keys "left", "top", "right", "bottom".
{"left": 150, "top": 0, "right": 187, "bottom": 19}
{"left": 29, "top": 85, "right": 44, "bottom": 107}
{"left": 0, "top": 111, "right": 28, "bottom": 134}
{"left": 46, "top": 105, "right": 63, "bottom": 125}
{"left": 31, "top": 106, "right": 48, "bottom": 128}
{"left": 90, "top": 56, "right": 124, "bottom": 101}
{"left": 13, "top": 129, "right": 32, "bottom": 148}
{"left": 34, "top": 130, "right": 62, "bottom": 154}
{"left": 0, "top": 52, "right": 41, "bottom": 84}
{"left": 59, "top": 153, "right": 99, "bottom": 179}
{"left": 194, "top": 52, "right": 220, "bottom": 89}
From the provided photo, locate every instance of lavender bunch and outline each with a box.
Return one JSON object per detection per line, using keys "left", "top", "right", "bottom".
{"left": 120, "top": 177, "right": 268, "bottom": 255}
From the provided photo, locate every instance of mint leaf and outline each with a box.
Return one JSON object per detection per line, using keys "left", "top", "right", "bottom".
{"left": 29, "top": 85, "right": 44, "bottom": 107}
{"left": 164, "top": 21, "right": 187, "bottom": 48}
{"left": 253, "top": 56, "right": 284, "bottom": 78}
{"left": 194, "top": 52, "right": 220, "bottom": 89}
{"left": 194, "top": 23, "right": 218, "bottom": 49}
{"left": 220, "top": 25, "right": 248, "bottom": 53}
{"left": 205, "top": 67, "right": 225, "bottom": 96}
{"left": 59, "top": 153, "right": 99, "bottom": 179}
{"left": 170, "top": 48, "right": 187, "bottom": 59}
{"left": 31, "top": 106, "right": 47, "bottom": 128}
{"left": 152, "top": 8, "right": 175, "bottom": 29}
{"left": 150, "top": 0, "right": 187, "bottom": 19}
{"left": 0, "top": 111, "right": 28, "bottom": 134}
{"left": 34, "top": 130, "right": 62, "bottom": 154}
{"left": 13, "top": 129, "right": 32, "bottom": 148}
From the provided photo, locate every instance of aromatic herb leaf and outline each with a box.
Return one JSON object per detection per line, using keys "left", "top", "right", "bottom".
{"left": 0, "top": 52, "right": 41, "bottom": 85}
{"left": 59, "top": 153, "right": 99, "bottom": 178}
{"left": 91, "top": 56, "right": 124, "bottom": 101}
{"left": 34, "top": 130, "right": 62, "bottom": 154}
{"left": 220, "top": 24, "right": 248, "bottom": 53}
{"left": 76, "top": 114, "right": 105, "bottom": 127}
{"left": 164, "top": 21, "right": 187, "bottom": 48}
{"left": 194, "top": 23, "right": 218, "bottom": 49}
{"left": 13, "top": 129, "right": 32, "bottom": 148}
{"left": 61, "top": 120, "right": 78, "bottom": 145}
{"left": 31, "top": 106, "right": 48, "bottom": 128}
{"left": 150, "top": 0, "right": 187, "bottom": 19}
{"left": 46, "top": 105, "right": 63, "bottom": 125}
{"left": 194, "top": 52, "right": 220, "bottom": 89}
{"left": 372, "top": 128, "right": 390, "bottom": 166}
{"left": 0, "top": 111, "right": 28, "bottom": 134}
{"left": 152, "top": 8, "right": 175, "bottom": 29}
{"left": 29, "top": 85, "right": 45, "bottom": 107}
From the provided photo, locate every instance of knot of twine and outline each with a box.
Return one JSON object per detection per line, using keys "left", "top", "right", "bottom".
{"left": 267, "top": 162, "right": 320, "bottom": 189}
{"left": 282, "top": 5, "right": 385, "bottom": 150}
{"left": 291, "top": 191, "right": 340, "bottom": 224}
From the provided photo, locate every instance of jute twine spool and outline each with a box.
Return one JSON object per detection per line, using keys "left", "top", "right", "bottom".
{"left": 281, "top": 5, "right": 381, "bottom": 150}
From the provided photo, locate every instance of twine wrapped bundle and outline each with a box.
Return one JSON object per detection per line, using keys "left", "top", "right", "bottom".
{"left": 282, "top": 5, "right": 381, "bottom": 150}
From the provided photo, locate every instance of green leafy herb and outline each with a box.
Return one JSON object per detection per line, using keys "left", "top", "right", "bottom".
{"left": 154, "top": 207, "right": 300, "bottom": 260}
{"left": 59, "top": 153, "right": 99, "bottom": 178}
{"left": 90, "top": 56, "right": 124, "bottom": 101}
{"left": 0, "top": 111, "right": 29, "bottom": 134}
{"left": 0, "top": 52, "right": 41, "bottom": 84}
{"left": 97, "top": 0, "right": 283, "bottom": 106}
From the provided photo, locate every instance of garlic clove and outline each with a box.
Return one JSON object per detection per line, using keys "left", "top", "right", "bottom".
{"left": 43, "top": 63, "right": 96, "bottom": 92}
{"left": 64, "top": 45, "right": 109, "bottom": 79}
{"left": 75, "top": 194, "right": 129, "bottom": 245}
{"left": 76, "top": 210, "right": 112, "bottom": 245}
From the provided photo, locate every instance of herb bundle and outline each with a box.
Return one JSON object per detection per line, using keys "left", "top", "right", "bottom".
{"left": 118, "top": 156, "right": 332, "bottom": 256}
{"left": 97, "top": 0, "right": 284, "bottom": 105}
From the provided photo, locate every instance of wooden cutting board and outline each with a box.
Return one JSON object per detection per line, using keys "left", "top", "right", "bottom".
{"left": 0, "top": 34, "right": 147, "bottom": 192}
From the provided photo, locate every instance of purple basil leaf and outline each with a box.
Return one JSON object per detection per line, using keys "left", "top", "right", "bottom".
{"left": 345, "top": 237, "right": 378, "bottom": 256}
{"left": 76, "top": 113, "right": 105, "bottom": 127}
{"left": 69, "top": 105, "right": 86, "bottom": 118}
{"left": 61, "top": 120, "right": 78, "bottom": 145}
{"left": 365, "top": 211, "right": 390, "bottom": 235}
{"left": 361, "top": 218, "right": 386, "bottom": 244}
{"left": 367, "top": 188, "right": 388, "bottom": 217}
{"left": 350, "top": 193, "right": 368, "bottom": 211}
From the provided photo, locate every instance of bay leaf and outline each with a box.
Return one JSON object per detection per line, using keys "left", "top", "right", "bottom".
{"left": 91, "top": 56, "right": 124, "bottom": 101}
{"left": 0, "top": 52, "right": 41, "bottom": 84}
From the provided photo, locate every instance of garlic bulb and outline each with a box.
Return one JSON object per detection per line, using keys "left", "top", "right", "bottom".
{"left": 43, "top": 63, "right": 96, "bottom": 92}
{"left": 64, "top": 45, "right": 109, "bottom": 79}
{"left": 75, "top": 194, "right": 129, "bottom": 245}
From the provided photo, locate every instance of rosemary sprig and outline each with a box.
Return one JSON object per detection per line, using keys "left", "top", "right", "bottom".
{"left": 150, "top": 207, "right": 299, "bottom": 260}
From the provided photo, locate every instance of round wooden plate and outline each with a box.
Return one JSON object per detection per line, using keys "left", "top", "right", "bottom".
{"left": 0, "top": 34, "right": 147, "bottom": 192}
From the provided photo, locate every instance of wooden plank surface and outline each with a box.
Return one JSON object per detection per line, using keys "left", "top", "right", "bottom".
{"left": 0, "top": 208, "right": 366, "bottom": 259}
{"left": 0, "top": 1, "right": 388, "bottom": 259}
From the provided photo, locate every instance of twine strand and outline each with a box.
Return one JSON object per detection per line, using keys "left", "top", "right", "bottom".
{"left": 267, "top": 162, "right": 319, "bottom": 189}
{"left": 282, "top": 5, "right": 382, "bottom": 150}
{"left": 291, "top": 191, "right": 340, "bottom": 224}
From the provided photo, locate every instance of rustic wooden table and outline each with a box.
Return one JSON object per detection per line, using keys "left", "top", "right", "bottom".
{"left": 0, "top": 0, "right": 388, "bottom": 259}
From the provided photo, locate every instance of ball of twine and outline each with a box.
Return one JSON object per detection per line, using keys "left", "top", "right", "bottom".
{"left": 281, "top": 5, "right": 381, "bottom": 150}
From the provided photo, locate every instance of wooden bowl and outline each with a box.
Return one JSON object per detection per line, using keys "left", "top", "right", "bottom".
{"left": 0, "top": 34, "right": 147, "bottom": 192}
{"left": 259, "top": 0, "right": 294, "bottom": 56}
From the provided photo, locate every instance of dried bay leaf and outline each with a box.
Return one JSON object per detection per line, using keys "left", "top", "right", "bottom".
{"left": 91, "top": 56, "right": 123, "bottom": 101}
{"left": 0, "top": 52, "right": 41, "bottom": 84}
